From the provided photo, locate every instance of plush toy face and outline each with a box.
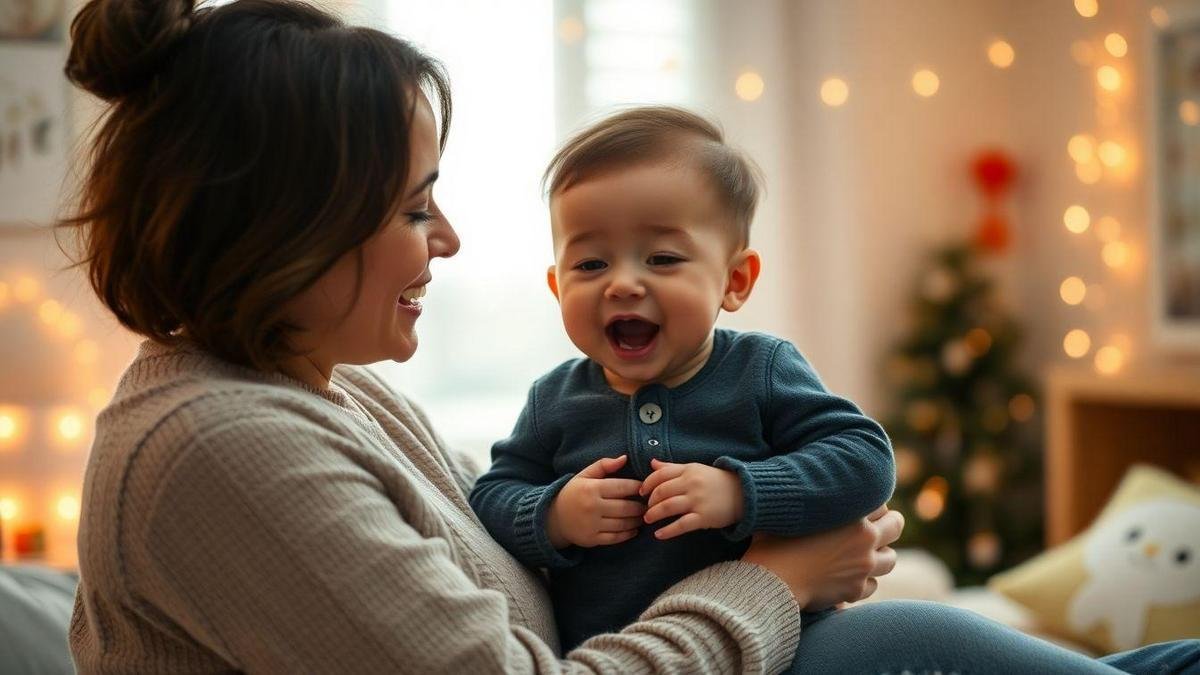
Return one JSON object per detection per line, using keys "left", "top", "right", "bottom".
{"left": 1071, "top": 499, "right": 1200, "bottom": 650}
{"left": 1083, "top": 500, "right": 1200, "bottom": 603}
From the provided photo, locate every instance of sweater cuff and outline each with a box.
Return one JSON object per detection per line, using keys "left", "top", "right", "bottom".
{"left": 642, "top": 561, "right": 802, "bottom": 675}
{"left": 511, "top": 473, "right": 582, "bottom": 569}
{"left": 714, "top": 456, "right": 797, "bottom": 541}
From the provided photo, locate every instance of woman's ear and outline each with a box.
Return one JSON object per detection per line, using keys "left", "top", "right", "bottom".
{"left": 547, "top": 265, "right": 560, "bottom": 300}
{"left": 722, "top": 249, "right": 761, "bottom": 312}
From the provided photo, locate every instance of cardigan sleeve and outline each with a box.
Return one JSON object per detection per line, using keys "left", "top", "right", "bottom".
{"left": 468, "top": 384, "right": 582, "bottom": 569}
{"left": 716, "top": 340, "right": 896, "bottom": 540}
{"left": 133, "top": 409, "right": 801, "bottom": 674}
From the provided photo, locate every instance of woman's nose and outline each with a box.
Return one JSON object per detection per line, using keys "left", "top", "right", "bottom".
{"left": 430, "top": 215, "right": 460, "bottom": 259}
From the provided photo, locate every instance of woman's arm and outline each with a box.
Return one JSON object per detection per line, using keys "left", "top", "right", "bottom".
{"left": 130, "top": 412, "right": 802, "bottom": 674}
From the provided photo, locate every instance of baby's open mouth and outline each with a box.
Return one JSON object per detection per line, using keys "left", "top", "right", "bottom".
{"left": 606, "top": 318, "right": 660, "bottom": 355}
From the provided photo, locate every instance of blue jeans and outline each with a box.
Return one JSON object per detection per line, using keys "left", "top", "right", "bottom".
{"left": 787, "top": 600, "right": 1200, "bottom": 674}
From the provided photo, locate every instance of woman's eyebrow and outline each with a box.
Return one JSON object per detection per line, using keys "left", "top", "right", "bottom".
{"left": 407, "top": 170, "right": 439, "bottom": 198}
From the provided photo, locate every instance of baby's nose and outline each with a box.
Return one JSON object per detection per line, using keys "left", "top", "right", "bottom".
{"left": 1143, "top": 542, "right": 1160, "bottom": 558}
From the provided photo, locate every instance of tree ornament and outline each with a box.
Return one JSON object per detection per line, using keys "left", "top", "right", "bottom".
{"left": 970, "top": 149, "right": 1017, "bottom": 254}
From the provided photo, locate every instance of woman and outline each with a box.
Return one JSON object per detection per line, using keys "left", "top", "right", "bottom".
{"left": 61, "top": 1, "right": 1195, "bottom": 673}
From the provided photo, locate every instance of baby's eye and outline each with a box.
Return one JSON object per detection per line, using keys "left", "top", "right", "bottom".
{"left": 647, "top": 254, "right": 684, "bottom": 266}
{"left": 1126, "top": 527, "right": 1142, "bottom": 542}
{"left": 575, "top": 260, "right": 607, "bottom": 272}
{"left": 1176, "top": 548, "right": 1192, "bottom": 565}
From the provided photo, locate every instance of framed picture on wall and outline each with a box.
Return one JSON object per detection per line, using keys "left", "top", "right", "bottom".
{"left": 0, "top": 0, "right": 69, "bottom": 227}
{"left": 1151, "top": 1, "right": 1200, "bottom": 349}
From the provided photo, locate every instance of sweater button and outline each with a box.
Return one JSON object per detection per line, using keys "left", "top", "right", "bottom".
{"left": 638, "top": 403, "right": 663, "bottom": 424}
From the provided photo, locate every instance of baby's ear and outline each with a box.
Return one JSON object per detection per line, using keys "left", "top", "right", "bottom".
{"left": 546, "top": 265, "right": 561, "bottom": 300}
{"left": 722, "top": 249, "right": 761, "bottom": 312}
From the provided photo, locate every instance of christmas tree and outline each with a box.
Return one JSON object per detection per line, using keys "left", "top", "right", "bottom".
{"left": 882, "top": 151, "right": 1044, "bottom": 585}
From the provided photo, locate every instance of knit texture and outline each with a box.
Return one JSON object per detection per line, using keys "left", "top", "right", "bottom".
{"left": 470, "top": 329, "right": 895, "bottom": 649}
{"left": 68, "top": 340, "right": 802, "bottom": 674}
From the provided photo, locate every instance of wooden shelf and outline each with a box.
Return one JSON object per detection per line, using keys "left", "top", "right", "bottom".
{"left": 1044, "top": 365, "right": 1200, "bottom": 546}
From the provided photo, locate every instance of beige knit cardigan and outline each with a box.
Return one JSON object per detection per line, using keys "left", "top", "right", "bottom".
{"left": 69, "top": 340, "right": 801, "bottom": 673}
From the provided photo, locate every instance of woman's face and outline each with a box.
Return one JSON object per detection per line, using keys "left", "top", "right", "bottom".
{"left": 282, "top": 94, "right": 458, "bottom": 379}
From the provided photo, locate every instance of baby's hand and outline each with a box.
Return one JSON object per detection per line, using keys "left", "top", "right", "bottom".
{"left": 546, "top": 455, "right": 646, "bottom": 549}
{"left": 640, "top": 459, "right": 744, "bottom": 539}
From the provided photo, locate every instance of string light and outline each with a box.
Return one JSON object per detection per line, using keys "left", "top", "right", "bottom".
{"left": 0, "top": 497, "right": 17, "bottom": 521}
{"left": 1009, "top": 394, "right": 1036, "bottom": 422}
{"left": 1074, "top": 0, "right": 1098, "bottom": 18}
{"left": 915, "top": 476, "right": 949, "bottom": 521}
{"left": 735, "top": 71, "right": 765, "bottom": 102}
{"left": 1150, "top": 6, "right": 1169, "bottom": 29}
{"left": 557, "top": 17, "right": 584, "bottom": 45}
{"left": 58, "top": 312, "right": 82, "bottom": 339}
{"left": 1180, "top": 101, "right": 1200, "bottom": 127}
{"left": 1096, "top": 66, "right": 1121, "bottom": 92}
{"left": 56, "top": 495, "right": 80, "bottom": 521}
{"left": 55, "top": 412, "right": 85, "bottom": 443}
{"left": 0, "top": 407, "right": 28, "bottom": 449}
{"left": 1104, "top": 33, "right": 1127, "bottom": 58}
{"left": 1064, "top": 329, "right": 1092, "bottom": 358}
{"left": 988, "top": 40, "right": 1015, "bottom": 69}
{"left": 1064, "top": 205, "right": 1090, "bottom": 233}
{"left": 912, "top": 69, "right": 940, "bottom": 97}
{"left": 13, "top": 276, "right": 39, "bottom": 303}
{"left": 1095, "top": 216, "right": 1121, "bottom": 242}
{"left": 1068, "top": 134, "right": 1095, "bottom": 163}
{"left": 1102, "top": 241, "right": 1131, "bottom": 269}
{"left": 37, "top": 299, "right": 63, "bottom": 326}
{"left": 1098, "top": 140, "right": 1126, "bottom": 167}
{"left": 820, "top": 78, "right": 849, "bottom": 107}
{"left": 1094, "top": 345, "right": 1125, "bottom": 375}
{"left": 1060, "top": 276, "right": 1087, "bottom": 305}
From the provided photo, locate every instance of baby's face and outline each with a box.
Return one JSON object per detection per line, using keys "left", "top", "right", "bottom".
{"left": 549, "top": 161, "right": 745, "bottom": 393}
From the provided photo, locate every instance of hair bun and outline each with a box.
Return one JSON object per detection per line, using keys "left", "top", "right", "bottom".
{"left": 65, "top": 0, "right": 196, "bottom": 102}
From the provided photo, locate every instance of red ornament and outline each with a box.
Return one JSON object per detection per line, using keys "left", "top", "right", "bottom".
{"left": 970, "top": 149, "right": 1017, "bottom": 254}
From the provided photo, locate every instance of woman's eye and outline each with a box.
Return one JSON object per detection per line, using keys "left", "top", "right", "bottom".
{"left": 648, "top": 254, "right": 684, "bottom": 266}
{"left": 575, "top": 260, "right": 607, "bottom": 272}
{"left": 408, "top": 211, "right": 435, "bottom": 224}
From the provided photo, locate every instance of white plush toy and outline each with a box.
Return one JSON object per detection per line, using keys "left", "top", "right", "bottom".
{"left": 1068, "top": 499, "right": 1200, "bottom": 650}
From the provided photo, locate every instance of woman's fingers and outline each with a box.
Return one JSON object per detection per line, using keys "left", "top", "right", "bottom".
{"left": 873, "top": 509, "right": 905, "bottom": 547}
{"left": 653, "top": 512, "right": 704, "bottom": 540}
{"left": 856, "top": 577, "right": 879, "bottom": 602}
{"left": 871, "top": 546, "right": 898, "bottom": 578}
{"left": 600, "top": 498, "right": 646, "bottom": 518}
{"left": 638, "top": 462, "right": 685, "bottom": 497}
{"left": 643, "top": 495, "right": 691, "bottom": 524}
{"left": 598, "top": 517, "right": 643, "bottom": 533}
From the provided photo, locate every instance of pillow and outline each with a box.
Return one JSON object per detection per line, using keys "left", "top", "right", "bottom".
{"left": 0, "top": 564, "right": 79, "bottom": 675}
{"left": 989, "top": 464, "right": 1200, "bottom": 653}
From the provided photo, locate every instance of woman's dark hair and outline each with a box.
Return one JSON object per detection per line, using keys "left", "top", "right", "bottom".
{"left": 60, "top": 0, "right": 451, "bottom": 371}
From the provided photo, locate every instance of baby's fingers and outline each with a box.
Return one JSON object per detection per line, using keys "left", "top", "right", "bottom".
{"left": 646, "top": 477, "right": 687, "bottom": 508}
{"left": 598, "top": 517, "right": 642, "bottom": 533}
{"left": 639, "top": 461, "right": 685, "bottom": 497}
{"left": 643, "top": 495, "right": 691, "bottom": 524}
{"left": 654, "top": 513, "right": 704, "bottom": 540}
{"left": 600, "top": 498, "right": 646, "bottom": 518}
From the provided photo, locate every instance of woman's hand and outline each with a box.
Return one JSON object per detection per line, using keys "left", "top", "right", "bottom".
{"left": 741, "top": 505, "right": 903, "bottom": 610}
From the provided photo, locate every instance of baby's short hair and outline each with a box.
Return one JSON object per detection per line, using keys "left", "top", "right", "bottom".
{"left": 543, "top": 106, "right": 762, "bottom": 248}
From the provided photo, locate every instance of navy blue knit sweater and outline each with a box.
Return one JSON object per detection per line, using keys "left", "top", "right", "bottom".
{"left": 469, "top": 329, "right": 895, "bottom": 649}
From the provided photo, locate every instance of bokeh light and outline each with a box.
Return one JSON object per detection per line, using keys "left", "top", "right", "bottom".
{"left": 820, "top": 78, "right": 849, "bottom": 107}
{"left": 912, "top": 69, "right": 940, "bottom": 97}
{"left": 1104, "top": 33, "right": 1127, "bottom": 58}
{"left": 1064, "top": 205, "right": 1091, "bottom": 234}
{"left": 1074, "top": 0, "right": 1098, "bottom": 18}
{"left": 988, "top": 41, "right": 1015, "bottom": 69}
{"left": 1064, "top": 329, "right": 1091, "bottom": 358}
{"left": 1096, "top": 65, "right": 1121, "bottom": 92}
{"left": 1094, "top": 345, "right": 1125, "bottom": 375}
{"left": 1060, "top": 276, "right": 1087, "bottom": 305}
{"left": 1102, "top": 241, "right": 1131, "bottom": 269}
{"left": 735, "top": 71, "right": 765, "bottom": 102}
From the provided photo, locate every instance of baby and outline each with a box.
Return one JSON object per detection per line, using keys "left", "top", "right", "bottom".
{"left": 469, "top": 106, "right": 895, "bottom": 650}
